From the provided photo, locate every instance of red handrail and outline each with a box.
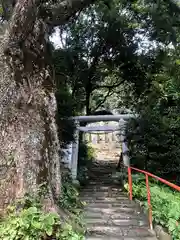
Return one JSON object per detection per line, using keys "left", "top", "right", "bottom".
{"left": 127, "top": 166, "right": 180, "bottom": 230}
{"left": 130, "top": 166, "right": 180, "bottom": 191}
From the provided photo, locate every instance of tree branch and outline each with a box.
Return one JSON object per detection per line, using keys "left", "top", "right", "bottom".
{"left": 93, "top": 79, "right": 126, "bottom": 91}
{"left": 92, "top": 89, "right": 114, "bottom": 112}
{"left": 49, "top": 0, "right": 96, "bottom": 27}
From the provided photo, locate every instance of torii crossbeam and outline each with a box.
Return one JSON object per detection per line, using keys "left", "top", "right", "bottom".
{"left": 70, "top": 114, "right": 137, "bottom": 180}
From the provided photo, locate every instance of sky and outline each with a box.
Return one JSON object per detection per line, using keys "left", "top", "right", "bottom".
{"left": 50, "top": 27, "right": 158, "bottom": 54}
{"left": 50, "top": 28, "right": 62, "bottom": 48}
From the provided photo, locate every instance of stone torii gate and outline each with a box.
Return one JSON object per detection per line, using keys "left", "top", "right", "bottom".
{"left": 70, "top": 114, "right": 137, "bottom": 180}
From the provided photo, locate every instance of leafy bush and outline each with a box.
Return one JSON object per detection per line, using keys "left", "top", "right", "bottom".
{"left": 0, "top": 182, "right": 85, "bottom": 240}
{"left": 124, "top": 174, "right": 180, "bottom": 240}
{"left": 77, "top": 141, "right": 95, "bottom": 185}
{"left": 0, "top": 206, "right": 58, "bottom": 240}
{"left": 78, "top": 141, "right": 95, "bottom": 167}
{"left": 0, "top": 205, "right": 84, "bottom": 240}
{"left": 58, "top": 182, "right": 84, "bottom": 214}
{"left": 56, "top": 86, "right": 75, "bottom": 147}
{"left": 77, "top": 166, "right": 89, "bottom": 186}
{"left": 126, "top": 61, "right": 180, "bottom": 181}
{"left": 58, "top": 176, "right": 86, "bottom": 230}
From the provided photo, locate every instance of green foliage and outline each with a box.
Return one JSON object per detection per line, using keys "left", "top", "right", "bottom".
{"left": 0, "top": 206, "right": 60, "bottom": 240}
{"left": 54, "top": 0, "right": 154, "bottom": 114}
{"left": 52, "top": 0, "right": 180, "bottom": 117}
{"left": 126, "top": 47, "right": 180, "bottom": 181}
{"left": 53, "top": 0, "right": 180, "bottom": 117}
{"left": 52, "top": 47, "right": 76, "bottom": 146}
{"left": 78, "top": 141, "right": 95, "bottom": 167}
{"left": 123, "top": 0, "right": 180, "bottom": 45}
{"left": 77, "top": 141, "right": 95, "bottom": 185}
{"left": 0, "top": 204, "right": 83, "bottom": 240}
{"left": 0, "top": 182, "right": 84, "bottom": 240}
{"left": 60, "top": 224, "right": 84, "bottom": 240}
{"left": 58, "top": 175, "right": 86, "bottom": 230}
{"left": 55, "top": 85, "right": 75, "bottom": 146}
{"left": 58, "top": 181, "right": 84, "bottom": 214}
{"left": 124, "top": 174, "right": 180, "bottom": 239}
{"left": 77, "top": 166, "right": 89, "bottom": 186}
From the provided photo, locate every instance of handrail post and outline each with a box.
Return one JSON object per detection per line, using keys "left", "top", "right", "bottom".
{"left": 128, "top": 167, "right": 132, "bottom": 200}
{"left": 145, "top": 174, "right": 153, "bottom": 230}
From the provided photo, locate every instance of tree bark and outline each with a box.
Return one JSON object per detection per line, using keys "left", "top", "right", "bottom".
{"left": 0, "top": 15, "right": 61, "bottom": 216}
{"left": 0, "top": 0, "right": 57, "bottom": 214}
{"left": 0, "top": 0, "right": 97, "bottom": 215}
{"left": 85, "top": 90, "right": 91, "bottom": 115}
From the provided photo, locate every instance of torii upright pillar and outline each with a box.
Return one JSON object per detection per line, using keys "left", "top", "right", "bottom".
{"left": 119, "top": 119, "right": 130, "bottom": 166}
{"left": 71, "top": 121, "right": 79, "bottom": 180}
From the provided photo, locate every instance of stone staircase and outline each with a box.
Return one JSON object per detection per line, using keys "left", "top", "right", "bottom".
{"left": 80, "top": 160, "right": 157, "bottom": 240}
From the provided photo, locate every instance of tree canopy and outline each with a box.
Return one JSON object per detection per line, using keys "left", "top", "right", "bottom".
{"left": 51, "top": 0, "right": 180, "bottom": 182}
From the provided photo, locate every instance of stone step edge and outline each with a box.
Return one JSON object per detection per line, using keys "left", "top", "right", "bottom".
{"left": 86, "top": 224, "right": 152, "bottom": 231}
{"left": 85, "top": 220, "right": 148, "bottom": 227}
{"left": 86, "top": 236, "right": 158, "bottom": 240}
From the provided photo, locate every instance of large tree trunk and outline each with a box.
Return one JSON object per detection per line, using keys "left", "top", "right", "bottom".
{"left": 0, "top": 2, "right": 61, "bottom": 214}
{"left": 0, "top": 0, "right": 96, "bottom": 215}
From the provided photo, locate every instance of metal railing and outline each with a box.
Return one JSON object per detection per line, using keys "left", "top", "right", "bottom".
{"left": 127, "top": 166, "right": 180, "bottom": 230}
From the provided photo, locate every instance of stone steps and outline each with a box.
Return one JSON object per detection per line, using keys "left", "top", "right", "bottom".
{"left": 85, "top": 203, "right": 139, "bottom": 209}
{"left": 84, "top": 207, "right": 140, "bottom": 215}
{"left": 80, "top": 160, "right": 157, "bottom": 240}
{"left": 85, "top": 218, "right": 148, "bottom": 227}
{"left": 87, "top": 237, "right": 157, "bottom": 240}
{"left": 82, "top": 200, "right": 138, "bottom": 206}
{"left": 84, "top": 211, "right": 146, "bottom": 220}
{"left": 87, "top": 225, "right": 155, "bottom": 237}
